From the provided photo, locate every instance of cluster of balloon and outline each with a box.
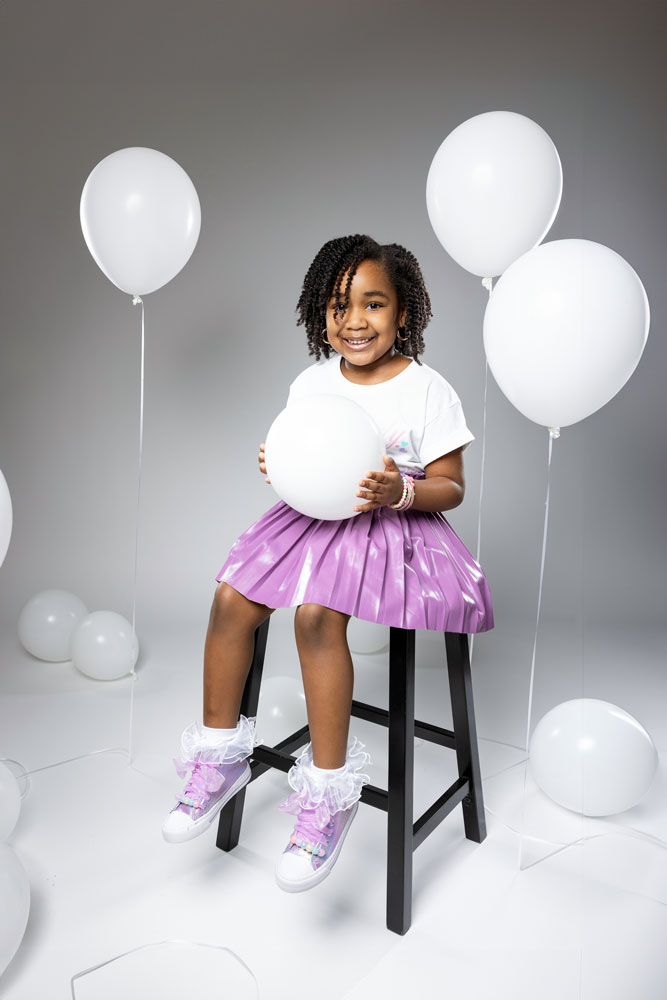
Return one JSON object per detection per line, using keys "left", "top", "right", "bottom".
{"left": 264, "top": 395, "right": 386, "bottom": 520}
{"left": 529, "top": 699, "right": 658, "bottom": 817}
{"left": 18, "top": 590, "right": 138, "bottom": 681}
{"left": 426, "top": 110, "right": 650, "bottom": 432}
{"left": 80, "top": 147, "right": 201, "bottom": 298}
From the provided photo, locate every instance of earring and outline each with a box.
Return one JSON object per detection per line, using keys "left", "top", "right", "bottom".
{"left": 321, "top": 329, "right": 331, "bottom": 345}
{"left": 396, "top": 327, "right": 408, "bottom": 342}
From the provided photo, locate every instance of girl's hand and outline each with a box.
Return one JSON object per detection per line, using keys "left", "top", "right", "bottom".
{"left": 354, "top": 455, "right": 404, "bottom": 512}
{"left": 258, "top": 442, "right": 271, "bottom": 484}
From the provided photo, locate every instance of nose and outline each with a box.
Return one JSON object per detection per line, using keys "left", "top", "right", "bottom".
{"left": 344, "top": 303, "right": 368, "bottom": 330}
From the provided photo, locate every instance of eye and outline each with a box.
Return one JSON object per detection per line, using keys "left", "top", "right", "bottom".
{"left": 367, "top": 301, "right": 383, "bottom": 310}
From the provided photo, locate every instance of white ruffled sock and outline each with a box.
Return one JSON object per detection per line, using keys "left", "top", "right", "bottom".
{"left": 311, "top": 762, "right": 347, "bottom": 777}
{"left": 201, "top": 723, "right": 238, "bottom": 747}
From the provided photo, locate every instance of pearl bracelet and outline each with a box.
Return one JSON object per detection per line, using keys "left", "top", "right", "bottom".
{"left": 391, "top": 474, "right": 415, "bottom": 512}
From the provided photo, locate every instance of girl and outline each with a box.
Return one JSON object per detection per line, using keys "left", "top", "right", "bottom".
{"left": 162, "top": 234, "right": 493, "bottom": 893}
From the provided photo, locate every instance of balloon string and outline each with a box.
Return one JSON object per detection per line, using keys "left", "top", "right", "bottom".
{"left": 469, "top": 276, "right": 492, "bottom": 666}
{"left": 70, "top": 939, "right": 260, "bottom": 999}
{"left": 128, "top": 295, "right": 145, "bottom": 763}
{"left": 518, "top": 426, "right": 557, "bottom": 869}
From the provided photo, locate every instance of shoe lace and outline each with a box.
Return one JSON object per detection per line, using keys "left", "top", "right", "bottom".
{"left": 291, "top": 807, "right": 336, "bottom": 856}
{"left": 177, "top": 755, "right": 225, "bottom": 809}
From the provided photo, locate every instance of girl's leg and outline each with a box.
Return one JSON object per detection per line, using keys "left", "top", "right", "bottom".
{"left": 293, "top": 603, "right": 353, "bottom": 768}
{"left": 203, "top": 582, "right": 274, "bottom": 727}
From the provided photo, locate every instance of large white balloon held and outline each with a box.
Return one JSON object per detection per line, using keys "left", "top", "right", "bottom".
{"left": 426, "top": 110, "right": 563, "bottom": 281}
{"left": 80, "top": 148, "right": 200, "bottom": 755}
{"left": 264, "top": 395, "right": 386, "bottom": 521}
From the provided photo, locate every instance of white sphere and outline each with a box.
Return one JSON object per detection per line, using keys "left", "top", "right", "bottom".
{"left": 426, "top": 110, "right": 562, "bottom": 277}
{"left": 0, "top": 470, "right": 12, "bottom": 569}
{"left": 71, "top": 611, "right": 139, "bottom": 681}
{"left": 0, "top": 764, "right": 21, "bottom": 841}
{"left": 265, "top": 395, "right": 385, "bottom": 520}
{"left": 0, "top": 843, "right": 30, "bottom": 977}
{"left": 529, "top": 699, "right": 659, "bottom": 816}
{"left": 347, "top": 618, "right": 389, "bottom": 655}
{"left": 18, "top": 590, "right": 88, "bottom": 661}
{"left": 483, "top": 239, "right": 649, "bottom": 428}
{"left": 80, "top": 146, "right": 201, "bottom": 296}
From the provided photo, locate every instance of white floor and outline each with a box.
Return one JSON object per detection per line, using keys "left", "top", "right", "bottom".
{"left": 1, "top": 609, "right": 666, "bottom": 999}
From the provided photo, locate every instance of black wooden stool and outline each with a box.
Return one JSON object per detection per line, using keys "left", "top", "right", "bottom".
{"left": 216, "top": 617, "right": 486, "bottom": 935}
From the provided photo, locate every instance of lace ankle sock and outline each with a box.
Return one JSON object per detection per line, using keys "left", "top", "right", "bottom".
{"left": 201, "top": 723, "right": 238, "bottom": 747}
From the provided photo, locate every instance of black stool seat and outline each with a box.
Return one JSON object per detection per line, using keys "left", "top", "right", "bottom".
{"left": 216, "top": 618, "right": 486, "bottom": 935}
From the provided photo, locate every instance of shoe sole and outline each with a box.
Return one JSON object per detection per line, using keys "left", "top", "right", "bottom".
{"left": 275, "top": 801, "right": 359, "bottom": 893}
{"left": 162, "top": 762, "right": 252, "bottom": 844}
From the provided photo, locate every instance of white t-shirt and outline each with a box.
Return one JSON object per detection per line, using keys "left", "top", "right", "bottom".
{"left": 287, "top": 355, "right": 474, "bottom": 475}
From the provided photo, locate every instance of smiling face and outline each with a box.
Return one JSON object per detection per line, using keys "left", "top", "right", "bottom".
{"left": 325, "top": 259, "right": 406, "bottom": 374}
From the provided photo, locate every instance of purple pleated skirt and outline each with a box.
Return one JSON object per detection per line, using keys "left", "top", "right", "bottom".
{"left": 216, "top": 485, "right": 493, "bottom": 634}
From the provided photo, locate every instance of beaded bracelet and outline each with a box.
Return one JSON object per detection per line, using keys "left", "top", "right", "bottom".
{"left": 391, "top": 474, "right": 415, "bottom": 512}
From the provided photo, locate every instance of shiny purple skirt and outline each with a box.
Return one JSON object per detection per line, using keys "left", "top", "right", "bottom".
{"left": 216, "top": 490, "right": 493, "bottom": 634}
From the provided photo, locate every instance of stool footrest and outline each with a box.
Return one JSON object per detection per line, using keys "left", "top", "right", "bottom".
{"left": 360, "top": 775, "right": 470, "bottom": 850}
{"left": 352, "top": 699, "right": 456, "bottom": 749}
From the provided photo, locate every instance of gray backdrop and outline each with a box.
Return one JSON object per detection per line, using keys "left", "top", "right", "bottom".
{"left": 1, "top": 0, "right": 665, "bottom": 643}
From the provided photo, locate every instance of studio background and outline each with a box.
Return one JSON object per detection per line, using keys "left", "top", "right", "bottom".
{"left": 0, "top": 0, "right": 665, "bottom": 725}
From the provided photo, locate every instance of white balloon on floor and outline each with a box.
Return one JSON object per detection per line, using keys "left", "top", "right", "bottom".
{"left": 0, "top": 842, "right": 30, "bottom": 977}
{"left": 483, "top": 239, "right": 650, "bottom": 428}
{"left": 0, "top": 470, "right": 12, "bottom": 570}
{"left": 529, "top": 698, "right": 659, "bottom": 816}
{"left": 80, "top": 146, "right": 201, "bottom": 296}
{"left": 426, "top": 110, "right": 562, "bottom": 278}
{"left": 71, "top": 611, "right": 139, "bottom": 681}
{"left": 347, "top": 617, "right": 389, "bottom": 655}
{"left": 0, "top": 764, "right": 21, "bottom": 841}
{"left": 265, "top": 395, "right": 386, "bottom": 520}
{"left": 18, "top": 590, "right": 89, "bottom": 662}
{"left": 257, "top": 676, "right": 307, "bottom": 746}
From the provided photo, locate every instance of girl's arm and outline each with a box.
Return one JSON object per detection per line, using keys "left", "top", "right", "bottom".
{"left": 412, "top": 447, "right": 465, "bottom": 513}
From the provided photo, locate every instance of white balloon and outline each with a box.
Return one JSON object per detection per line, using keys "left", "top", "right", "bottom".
{"left": 483, "top": 239, "right": 650, "bottom": 428}
{"left": 71, "top": 611, "right": 139, "bottom": 681}
{"left": 265, "top": 395, "right": 386, "bottom": 520}
{"left": 18, "top": 589, "right": 88, "bottom": 662}
{"left": 80, "top": 147, "right": 201, "bottom": 296}
{"left": 0, "top": 470, "right": 11, "bottom": 569}
{"left": 0, "top": 764, "right": 21, "bottom": 841}
{"left": 529, "top": 699, "right": 659, "bottom": 816}
{"left": 257, "top": 677, "right": 307, "bottom": 746}
{"left": 426, "top": 110, "right": 562, "bottom": 277}
{"left": 0, "top": 843, "right": 30, "bottom": 977}
{"left": 347, "top": 618, "right": 389, "bottom": 655}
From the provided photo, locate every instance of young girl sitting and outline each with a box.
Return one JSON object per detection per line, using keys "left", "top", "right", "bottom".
{"left": 162, "top": 234, "right": 494, "bottom": 893}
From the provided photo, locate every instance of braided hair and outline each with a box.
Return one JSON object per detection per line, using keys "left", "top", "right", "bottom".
{"left": 296, "top": 235, "right": 432, "bottom": 364}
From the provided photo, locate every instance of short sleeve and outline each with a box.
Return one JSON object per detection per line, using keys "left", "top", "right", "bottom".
{"left": 419, "top": 378, "right": 475, "bottom": 467}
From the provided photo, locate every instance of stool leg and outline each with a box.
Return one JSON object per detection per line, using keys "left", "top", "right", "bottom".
{"left": 216, "top": 618, "right": 270, "bottom": 852}
{"left": 444, "top": 632, "right": 486, "bottom": 844}
{"left": 386, "top": 627, "right": 415, "bottom": 935}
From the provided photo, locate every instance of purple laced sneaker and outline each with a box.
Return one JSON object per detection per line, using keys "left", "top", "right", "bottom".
{"left": 162, "top": 753, "right": 251, "bottom": 844}
{"left": 275, "top": 796, "right": 359, "bottom": 892}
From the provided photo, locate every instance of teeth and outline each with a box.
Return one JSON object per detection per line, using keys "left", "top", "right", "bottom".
{"left": 346, "top": 338, "right": 372, "bottom": 344}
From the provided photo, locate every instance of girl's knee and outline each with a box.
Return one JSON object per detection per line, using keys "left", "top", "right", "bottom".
{"left": 210, "top": 582, "right": 273, "bottom": 630}
{"left": 294, "top": 603, "right": 350, "bottom": 642}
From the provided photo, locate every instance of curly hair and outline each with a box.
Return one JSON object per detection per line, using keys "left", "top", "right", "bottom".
{"left": 296, "top": 234, "right": 432, "bottom": 364}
